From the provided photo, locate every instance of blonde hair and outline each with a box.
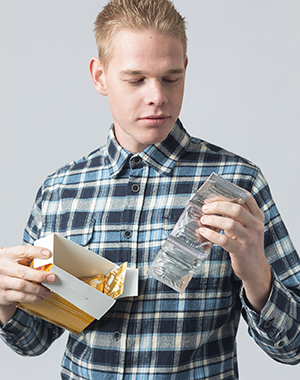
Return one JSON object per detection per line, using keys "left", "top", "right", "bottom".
{"left": 94, "top": 0, "right": 187, "bottom": 68}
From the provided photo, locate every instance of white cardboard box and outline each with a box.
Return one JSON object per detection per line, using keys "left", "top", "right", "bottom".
{"left": 19, "top": 233, "right": 138, "bottom": 334}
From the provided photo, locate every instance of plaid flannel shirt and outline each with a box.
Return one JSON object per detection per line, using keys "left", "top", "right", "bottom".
{"left": 1, "top": 120, "right": 300, "bottom": 379}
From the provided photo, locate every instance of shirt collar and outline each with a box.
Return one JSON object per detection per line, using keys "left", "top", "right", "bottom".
{"left": 106, "top": 126, "right": 131, "bottom": 177}
{"left": 106, "top": 119, "right": 191, "bottom": 177}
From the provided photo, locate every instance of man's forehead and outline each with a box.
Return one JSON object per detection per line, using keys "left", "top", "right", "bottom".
{"left": 108, "top": 28, "right": 186, "bottom": 64}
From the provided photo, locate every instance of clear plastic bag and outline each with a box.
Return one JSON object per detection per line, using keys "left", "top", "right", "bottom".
{"left": 148, "top": 173, "right": 250, "bottom": 293}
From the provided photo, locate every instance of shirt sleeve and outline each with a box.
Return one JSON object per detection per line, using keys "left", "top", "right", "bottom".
{"left": 0, "top": 308, "right": 64, "bottom": 356}
{"left": 240, "top": 171, "right": 300, "bottom": 364}
{"left": 0, "top": 184, "right": 64, "bottom": 356}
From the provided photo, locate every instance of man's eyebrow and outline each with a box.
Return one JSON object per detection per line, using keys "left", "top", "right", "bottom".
{"left": 165, "top": 68, "right": 185, "bottom": 75}
{"left": 120, "top": 68, "right": 185, "bottom": 76}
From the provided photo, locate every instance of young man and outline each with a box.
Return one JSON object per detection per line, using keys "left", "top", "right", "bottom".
{"left": 0, "top": 1, "right": 299, "bottom": 379}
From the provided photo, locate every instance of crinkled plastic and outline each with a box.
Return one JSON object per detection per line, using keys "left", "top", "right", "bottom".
{"left": 148, "top": 173, "right": 250, "bottom": 293}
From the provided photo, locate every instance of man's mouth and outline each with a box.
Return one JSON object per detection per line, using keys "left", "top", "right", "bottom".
{"left": 139, "top": 115, "right": 169, "bottom": 126}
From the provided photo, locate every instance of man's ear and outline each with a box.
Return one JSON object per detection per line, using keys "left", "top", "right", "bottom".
{"left": 89, "top": 57, "right": 108, "bottom": 95}
{"left": 184, "top": 55, "right": 188, "bottom": 70}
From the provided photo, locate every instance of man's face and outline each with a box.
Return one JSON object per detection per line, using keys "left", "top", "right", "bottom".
{"left": 94, "top": 29, "right": 187, "bottom": 153}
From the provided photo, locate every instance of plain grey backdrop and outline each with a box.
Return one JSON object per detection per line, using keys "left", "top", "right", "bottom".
{"left": 1, "top": 0, "right": 299, "bottom": 378}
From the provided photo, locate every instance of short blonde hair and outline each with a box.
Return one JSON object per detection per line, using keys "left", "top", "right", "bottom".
{"left": 94, "top": 0, "right": 187, "bottom": 68}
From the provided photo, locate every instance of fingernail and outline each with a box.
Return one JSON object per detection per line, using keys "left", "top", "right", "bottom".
{"left": 42, "top": 250, "right": 50, "bottom": 257}
{"left": 202, "top": 205, "right": 209, "bottom": 212}
{"left": 201, "top": 216, "right": 208, "bottom": 223}
{"left": 46, "top": 274, "right": 55, "bottom": 283}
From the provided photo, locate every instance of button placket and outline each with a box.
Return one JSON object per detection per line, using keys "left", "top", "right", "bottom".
{"left": 111, "top": 161, "right": 148, "bottom": 373}
{"left": 120, "top": 162, "right": 148, "bottom": 266}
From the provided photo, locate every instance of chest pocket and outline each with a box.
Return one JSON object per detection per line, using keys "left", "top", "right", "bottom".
{"left": 42, "top": 213, "right": 95, "bottom": 249}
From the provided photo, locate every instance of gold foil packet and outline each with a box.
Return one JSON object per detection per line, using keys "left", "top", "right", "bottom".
{"left": 80, "top": 273, "right": 105, "bottom": 293}
{"left": 80, "top": 262, "right": 128, "bottom": 299}
{"left": 104, "top": 261, "right": 127, "bottom": 299}
{"left": 34, "top": 263, "right": 54, "bottom": 272}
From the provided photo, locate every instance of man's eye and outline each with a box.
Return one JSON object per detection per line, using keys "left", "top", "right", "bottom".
{"left": 128, "top": 78, "right": 144, "bottom": 85}
{"left": 163, "top": 78, "right": 180, "bottom": 84}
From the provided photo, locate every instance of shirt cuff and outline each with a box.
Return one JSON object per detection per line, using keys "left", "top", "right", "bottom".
{"left": 0, "top": 308, "right": 34, "bottom": 348}
{"left": 240, "top": 268, "right": 293, "bottom": 349}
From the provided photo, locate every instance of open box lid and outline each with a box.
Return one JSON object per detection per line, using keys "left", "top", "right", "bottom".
{"left": 34, "top": 233, "right": 139, "bottom": 319}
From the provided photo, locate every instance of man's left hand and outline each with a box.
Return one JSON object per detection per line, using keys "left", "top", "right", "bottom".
{"left": 199, "top": 194, "right": 272, "bottom": 313}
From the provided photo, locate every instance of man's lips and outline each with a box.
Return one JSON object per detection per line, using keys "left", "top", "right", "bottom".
{"left": 139, "top": 115, "right": 170, "bottom": 126}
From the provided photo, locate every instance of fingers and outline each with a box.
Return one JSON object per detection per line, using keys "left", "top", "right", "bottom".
{"left": 243, "top": 194, "right": 265, "bottom": 221}
{"left": 0, "top": 245, "right": 55, "bottom": 307}
{"left": 201, "top": 195, "right": 264, "bottom": 228}
{"left": 199, "top": 225, "right": 237, "bottom": 253}
{"left": 200, "top": 213, "right": 248, "bottom": 240}
{"left": 0, "top": 246, "right": 55, "bottom": 284}
{"left": 199, "top": 196, "right": 265, "bottom": 253}
{"left": 199, "top": 195, "right": 267, "bottom": 286}
{"left": 202, "top": 201, "right": 249, "bottom": 226}
{"left": 0, "top": 277, "right": 52, "bottom": 305}
{"left": 4, "top": 245, "right": 51, "bottom": 261}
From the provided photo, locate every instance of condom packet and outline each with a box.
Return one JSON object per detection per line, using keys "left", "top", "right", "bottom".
{"left": 148, "top": 172, "right": 250, "bottom": 293}
{"left": 80, "top": 261, "right": 128, "bottom": 299}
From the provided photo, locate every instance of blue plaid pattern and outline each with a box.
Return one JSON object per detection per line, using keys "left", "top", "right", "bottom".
{"left": 1, "top": 120, "right": 300, "bottom": 379}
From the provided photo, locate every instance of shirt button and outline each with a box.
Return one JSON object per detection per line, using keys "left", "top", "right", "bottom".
{"left": 131, "top": 184, "right": 140, "bottom": 193}
{"left": 277, "top": 341, "right": 285, "bottom": 348}
{"left": 132, "top": 156, "right": 142, "bottom": 165}
{"left": 113, "top": 331, "right": 121, "bottom": 341}
{"left": 263, "top": 321, "right": 272, "bottom": 329}
{"left": 124, "top": 230, "right": 132, "bottom": 239}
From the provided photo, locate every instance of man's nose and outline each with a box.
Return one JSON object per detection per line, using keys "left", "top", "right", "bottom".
{"left": 145, "top": 81, "right": 167, "bottom": 106}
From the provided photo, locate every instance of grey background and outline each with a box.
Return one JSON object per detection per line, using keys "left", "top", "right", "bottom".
{"left": 1, "top": 0, "right": 299, "bottom": 378}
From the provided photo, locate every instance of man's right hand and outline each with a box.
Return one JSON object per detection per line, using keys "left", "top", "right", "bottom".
{"left": 0, "top": 245, "right": 56, "bottom": 325}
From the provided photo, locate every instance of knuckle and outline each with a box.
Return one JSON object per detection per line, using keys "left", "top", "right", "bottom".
{"left": 207, "top": 215, "right": 215, "bottom": 225}
{"left": 212, "top": 202, "right": 220, "bottom": 213}
{"left": 35, "top": 285, "right": 44, "bottom": 296}
{"left": 205, "top": 228, "right": 215, "bottom": 240}
{"left": 0, "top": 289, "right": 14, "bottom": 303}
{"left": 16, "top": 292, "right": 27, "bottom": 302}
{"left": 219, "top": 234, "right": 229, "bottom": 246}
{"left": 259, "top": 218, "right": 265, "bottom": 229}
{"left": 16, "top": 244, "right": 35, "bottom": 260}
{"left": 15, "top": 280, "right": 26, "bottom": 291}
{"left": 232, "top": 204, "right": 243, "bottom": 217}
{"left": 20, "top": 245, "right": 32, "bottom": 258}
{"left": 0, "top": 257, "right": 11, "bottom": 275}
{"left": 17, "top": 267, "right": 27, "bottom": 280}
{"left": 35, "top": 271, "right": 45, "bottom": 284}
{"left": 0, "top": 289, "right": 8, "bottom": 300}
{"left": 259, "top": 209, "right": 265, "bottom": 222}
{"left": 257, "top": 222, "right": 265, "bottom": 236}
{"left": 227, "top": 218, "right": 237, "bottom": 231}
